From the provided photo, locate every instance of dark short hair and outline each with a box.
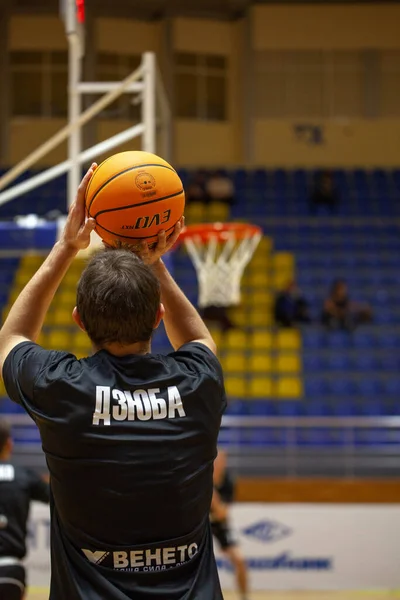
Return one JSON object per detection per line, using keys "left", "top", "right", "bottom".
{"left": 0, "top": 419, "right": 11, "bottom": 454}
{"left": 77, "top": 250, "right": 160, "bottom": 347}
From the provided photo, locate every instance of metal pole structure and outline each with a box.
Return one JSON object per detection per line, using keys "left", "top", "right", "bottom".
{"left": 0, "top": 124, "right": 145, "bottom": 206}
{"left": 67, "top": 22, "right": 82, "bottom": 207}
{"left": 0, "top": 66, "right": 144, "bottom": 191}
{"left": 142, "top": 52, "right": 156, "bottom": 154}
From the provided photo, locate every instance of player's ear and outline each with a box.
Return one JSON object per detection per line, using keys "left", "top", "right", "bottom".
{"left": 153, "top": 303, "right": 165, "bottom": 330}
{"left": 72, "top": 306, "right": 86, "bottom": 332}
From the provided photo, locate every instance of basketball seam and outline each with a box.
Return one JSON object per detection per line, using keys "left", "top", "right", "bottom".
{"left": 95, "top": 221, "right": 177, "bottom": 240}
{"left": 92, "top": 189, "right": 184, "bottom": 219}
{"left": 87, "top": 163, "right": 178, "bottom": 214}
{"left": 85, "top": 155, "right": 117, "bottom": 201}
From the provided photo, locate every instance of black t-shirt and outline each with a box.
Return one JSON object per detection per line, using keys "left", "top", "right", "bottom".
{"left": 3, "top": 341, "right": 226, "bottom": 600}
{"left": 0, "top": 461, "right": 49, "bottom": 559}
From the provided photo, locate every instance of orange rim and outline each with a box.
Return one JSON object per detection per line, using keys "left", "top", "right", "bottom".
{"left": 179, "top": 222, "right": 262, "bottom": 244}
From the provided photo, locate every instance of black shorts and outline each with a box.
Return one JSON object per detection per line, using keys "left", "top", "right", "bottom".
{"left": 0, "top": 564, "right": 25, "bottom": 600}
{"left": 211, "top": 519, "right": 237, "bottom": 550}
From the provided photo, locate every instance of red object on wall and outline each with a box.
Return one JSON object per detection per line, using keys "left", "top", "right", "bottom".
{"left": 76, "top": 0, "right": 85, "bottom": 23}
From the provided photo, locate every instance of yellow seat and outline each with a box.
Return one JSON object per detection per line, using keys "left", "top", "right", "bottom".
{"left": 274, "top": 353, "right": 301, "bottom": 373}
{"left": 249, "top": 291, "right": 272, "bottom": 307}
{"left": 248, "top": 311, "right": 272, "bottom": 327}
{"left": 208, "top": 328, "right": 222, "bottom": 349}
{"left": 254, "top": 236, "right": 273, "bottom": 255}
{"left": 271, "top": 272, "right": 294, "bottom": 290}
{"left": 250, "top": 331, "right": 273, "bottom": 350}
{"left": 231, "top": 311, "right": 248, "bottom": 327}
{"left": 249, "top": 271, "right": 270, "bottom": 287}
{"left": 36, "top": 332, "right": 48, "bottom": 348}
{"left": 57, "top": 289, "right": 77, "bottom": 306}
{"left": 272, "top": 252, "right": 295, "bottom": 270}
{"left": 224, "top": 376, "right": 247, "bottom": 398}
{"left": 15, "top": 270, "right": 32, "bottom": 286}
{"left": 248, "top": 353, "right": 272, "bottom": 373}
{"left": 207, "top": 202, "right": 230, "bottom": 223}
{"left": 21, "top": 254, "right": 44, "bottom": 269}
{"left": 221, "top": 352, "right": 247, "bottom": 373}
{"left": 275, "top": 376, "right": 303, "bottom": 398}
{"left": 63, "top": 270, "right": 81, "bottom": 287}
{"left": 250, "top": 253, "right": 270, "bottom": 268}
{"left": 275, "top": 330, "right": 301, "bottom": 351}
{"left": 72, "top": 330, "right": 92, "bottom": 354}
{"left": 47, "top": 329, "right": 72, "bottom": 351}
{"left": 185, "top": 202, "right": 205, "bottom": 224}
{"left": 222, "top": 329, "right": 249, "bottom": 350}
{"left": 52, "top": 309, "right": 73, "bottom": 327}
{"left": 248, "top": 377, "right": 273, "bottom": 398}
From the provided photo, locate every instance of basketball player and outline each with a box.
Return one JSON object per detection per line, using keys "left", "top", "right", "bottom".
{"left": 0, "top": 164, "right": 226, "bottom": 599}
{"left": 0, "top": 418, "right": 49, "bottom": 600}
{"left": 211, "top": 449, "right": 249, "bottom": 600}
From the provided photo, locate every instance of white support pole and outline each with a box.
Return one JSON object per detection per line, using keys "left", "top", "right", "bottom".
{"left": 77, "top": 82, "right": 143, "bottom": 94}
{"left": 156, "top": 65, "right": 172, "bottom": 162}
{"left": 67, "top": 30, "right": 82, "bottom": 207}
{"left": 0, "top": 65, "right": 144, "bottom": 191}
{"left": 0, "top": 123, "right": 145, "bottom": 206}
{"left": 142, "top": 52, "right": 156, "bottom": 154}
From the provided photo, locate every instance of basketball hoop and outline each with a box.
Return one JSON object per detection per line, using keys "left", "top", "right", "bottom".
{"left": 179, "top": 222, "right": 262, "bottom": 308}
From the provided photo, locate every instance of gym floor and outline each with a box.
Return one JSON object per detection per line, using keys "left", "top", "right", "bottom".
{"left": 27, "top": 588, "right": 400, "bottom": 599}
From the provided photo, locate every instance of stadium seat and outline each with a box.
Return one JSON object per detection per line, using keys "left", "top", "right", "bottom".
{"left": 248, "top": 353, "right": 272, "bottom": 373}
{"left": 274, "top": 354, "right": 301, "bottom": 373}
{"left": 248, "top": 377, "right": 273, "bottom": 398}
{"left": 221, "top": 330, "right": 249, "bottom": 350}
{"left": 47, "top": 329, "right": 72, "bottom": 351}
{"left": 275, "top": 377, "right": 303, "bottom": 398}
{"left": 275, "top": 330, "right": 301, "bottom": 351}
{"left": 221, "top": 352, "right": 247, "bottom": 373}
{"left": 224, "top": 376, "right": 247, "bottom": 398}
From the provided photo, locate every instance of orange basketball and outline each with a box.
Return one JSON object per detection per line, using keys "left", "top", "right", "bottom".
{"left": 85, "top": 151, "right": 185, "bottom": 248}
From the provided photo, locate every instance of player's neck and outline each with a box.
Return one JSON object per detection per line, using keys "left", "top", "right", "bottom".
{"left": 0, "top": 450, "right": 10, "bottom": 461}
{"left": 96, "top": 340, "right": 151, "bottom": 357}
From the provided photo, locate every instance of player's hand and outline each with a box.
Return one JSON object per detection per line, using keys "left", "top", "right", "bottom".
{"left": 59, "top": 164, "right": 97, "bottom": 252}
{"left": 136, "top": 217, "right": 185, "bottom": 265}
{"left": 213, "top": 502, "right": 228, "bottom": 523}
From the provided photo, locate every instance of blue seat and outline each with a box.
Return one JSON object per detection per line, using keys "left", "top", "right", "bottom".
{"left": 356, "top": 379, "right": 383, "bottom": 397}
{"left": 304, "top": 378, "right": 330, "bottom": 398}
{"left": 328, "top": 379, "right": 357, "bottom": 397}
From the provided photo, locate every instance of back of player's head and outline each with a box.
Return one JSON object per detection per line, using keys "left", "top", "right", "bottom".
{"left": 0, "top": 419, "right": 11, "bottom": 454}
{"left": 77, "top": 249, "right": 161, "bottom": 347}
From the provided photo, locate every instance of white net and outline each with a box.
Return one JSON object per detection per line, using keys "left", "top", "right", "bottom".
{"left": 183, "top": 224, "right": 262, "bottom": 308}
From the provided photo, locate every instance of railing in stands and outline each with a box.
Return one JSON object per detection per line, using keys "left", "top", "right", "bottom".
{"left": 4, "top": 414, "right": 400, "bottom": 478}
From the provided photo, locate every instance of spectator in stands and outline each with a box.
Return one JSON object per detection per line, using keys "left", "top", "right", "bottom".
{"left": 206, "top": 171, "right": 235, "bottom": 206}
{"left": 201, "top": 304, "right": 234, "bottom": 333}
{"left": 322, "top": 279, "right": 373, "bottom": 331}
{"left": 185, "top": 170, "right": 210, "bottom": 205}
{"left": 309, "top": 170, "right": 339, "bottom": 214}
{"left": 274, "top": 280, "right": 311, "bottom": 327}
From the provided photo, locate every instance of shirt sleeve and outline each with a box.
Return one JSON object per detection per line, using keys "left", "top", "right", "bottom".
{"left": 2, "top": 341, "right": 77, "bottom": 418}
{"left": 170, "top": 342, "right": 224, "bottom": 387}
{"left": 27, "top": 469, "right": 50, "bottom": 504}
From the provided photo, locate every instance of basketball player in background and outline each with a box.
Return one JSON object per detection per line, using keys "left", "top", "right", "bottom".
{"left": 211, "top": 449, "right": 249, "bottom": 600}
{"left": 0, "top": 419, "right": 49, "bottom": 600}
{"left": 0, "top": 164, "right": 226, "bottom": 599}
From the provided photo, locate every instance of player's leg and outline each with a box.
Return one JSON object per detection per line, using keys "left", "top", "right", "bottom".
{"left": 223, "top": 545, "right": 249, "bottom": 600}
{"left": 212, "top": 519, "right": 249, "bottom": 600}
{"left": 0, "top": 564, "right": 26, "bottom": 600}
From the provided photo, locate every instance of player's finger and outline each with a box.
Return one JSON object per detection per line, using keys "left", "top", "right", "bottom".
{"left": 165, "top": 219, "right": 183, "bottom": 249}
{"left": 77, "top": 164, "right": 97, "bottom": 200}
{"left": 156, "top": 229, "right": 167, "bottom": 252}
{"left": 81, "top": 218, "right": 96, "bottom": 237}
